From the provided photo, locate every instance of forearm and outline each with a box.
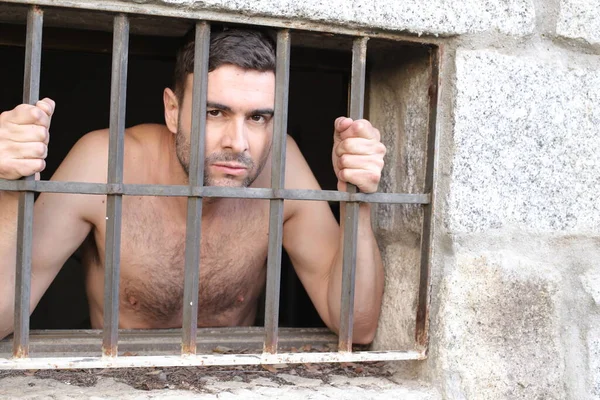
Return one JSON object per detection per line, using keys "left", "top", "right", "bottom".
{"left": 0, "top": 191, "right": 19, "bottom": 340}
{"left": 327, "top": 202, "right": 384, "bottom": 344}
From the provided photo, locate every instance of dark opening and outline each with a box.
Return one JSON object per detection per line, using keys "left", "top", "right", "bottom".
{"left": 0, "top": 23, "right": 350, "bottom": 330}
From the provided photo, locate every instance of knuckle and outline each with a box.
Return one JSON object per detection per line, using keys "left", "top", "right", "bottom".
{"left": 370, "top": 170, "right": 380, "bottom": 183}
{"left": 36, "top": 158, "right": 46, "bottom": 172}
{"left": 41, "top": 143, "right": 48, "bottom": 158}
{"left": 354, "top": 120, "right": 367, "bottom": 131}
{"left": 34, "top": 142, "right": 47, "bottom": 158}
{"left": 343, "top": 139, "right": 356, "bottom": 154}
{"left": 339, "top": 154, "right": 350, "bottom": 166}
{"left": 35, "top": 126, "right": 49, "bottom": 142}
{"left": 339, "top": 168, "right": 349, "bottom": 182}
{"left": 30, "top": 107, "right": 44, "bottom": 123}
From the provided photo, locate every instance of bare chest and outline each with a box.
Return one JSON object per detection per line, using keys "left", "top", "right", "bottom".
{"left": 90, "top": 196, "right": 270, "bottom": 328}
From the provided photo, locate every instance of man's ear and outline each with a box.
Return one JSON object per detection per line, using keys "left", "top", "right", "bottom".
{"left": 163, "top": 88, "right": 179, "bottom": 134}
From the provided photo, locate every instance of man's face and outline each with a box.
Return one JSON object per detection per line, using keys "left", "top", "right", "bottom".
{"left": 175, "top": 65, "right": 275, "bottom": 187}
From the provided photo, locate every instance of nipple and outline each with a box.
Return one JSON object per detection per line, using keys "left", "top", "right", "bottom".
{"left": 237, "top": 295, "right": 245, "bottom": 303}
{"left": 128, "top": 296, "right": 138, "bottom": 307}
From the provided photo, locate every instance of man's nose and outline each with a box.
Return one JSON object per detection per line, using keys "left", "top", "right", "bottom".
{"left": 222, "top": 118, "right": 249, "bottom": 153}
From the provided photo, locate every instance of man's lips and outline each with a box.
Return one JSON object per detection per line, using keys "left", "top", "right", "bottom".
{"left": 211, "top": 163, "right": 248, "bottom": 176}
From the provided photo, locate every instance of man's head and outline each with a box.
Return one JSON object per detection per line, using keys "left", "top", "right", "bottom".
{"left": 164, "top": 28, "right": 277, "bottom": 188}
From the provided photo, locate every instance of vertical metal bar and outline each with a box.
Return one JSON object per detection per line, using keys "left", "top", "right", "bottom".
{"left": 13, "top": 5, "right": 43, "bottom": 359}
{"left": 102, "top": 14, "right": 129, "bottom": 358}
{"left": 338, "top": 36, "right": 368, "bottom": 353}
{"left": 181, "top": 22, "right": 210, "bottom": 355}
{"left": 415, "top": 46, "right": 440, "bottom": 348}
{"left": 263, "top": 30, "right": 291, "bottom": 354}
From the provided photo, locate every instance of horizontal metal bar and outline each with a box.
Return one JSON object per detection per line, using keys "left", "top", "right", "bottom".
{"left": 0, "top": 0, "right": 444, "bottom": 44}
{"left": 0, "top": 350, "right": 425, "bottom": 370}
{"left": 0, "top": 328, "right": 337, "bottom": 358}
{"left": 0, "top": 180, "right": 430, "bottom": 204}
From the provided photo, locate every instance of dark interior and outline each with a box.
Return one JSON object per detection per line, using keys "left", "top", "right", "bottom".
{"left": 0, "top": 23, "right": 351, "bottom": 330}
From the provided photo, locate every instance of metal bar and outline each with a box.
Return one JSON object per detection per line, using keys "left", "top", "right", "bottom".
{"left": 338, "top": 36, "right": 368, "bottom": 352}
{"left": 102, "top": 14, "right": 129, "bottom": 358}
{"left": 0, "top": 180, "right": 430, "bottom": 204}
{"left": 12, "top": 5, "right": 43, "bottom": 359}
{"left": 0, "top": 327, "right": 337, "bottom": 357}
{"left": 181, "top": 21, "right": 210, "bottom": 355}
{"left": 0, "top": 350, "right": 425, "bottom": 370}
{"left": 415, "top": 46, "right": 440, "bottom": 348}
{"left": 0, "top": 0, "right": 443, "bottom": 45}
{"left": 264, "top": 29, "right": 291, "bottom": 354}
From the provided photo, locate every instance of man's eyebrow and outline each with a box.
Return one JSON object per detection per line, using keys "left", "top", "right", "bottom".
{"left": 206, "top": 102, "right": 273, "bottom": 117}
{"left": 206, "top": 101, "right": 232, "bottom": 112}
{"left": 250, "top": 108, "right": 275, "bottom": 116}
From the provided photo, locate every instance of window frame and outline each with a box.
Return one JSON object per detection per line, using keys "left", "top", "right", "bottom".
{"left": 0, "top": 1, "right": 440, "bottom": 369}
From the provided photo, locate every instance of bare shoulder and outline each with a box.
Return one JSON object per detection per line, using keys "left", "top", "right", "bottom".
{"left": 50, "top": 127, "right": 110, "bottom": 183}
{"left": 51, "top": 123, "right": 162, "bottom": 184}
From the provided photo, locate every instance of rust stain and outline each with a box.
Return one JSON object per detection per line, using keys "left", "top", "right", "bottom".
{"left": 337, "top": 340, "right": 352, "bottom": 353}
{"left": 102, "top": 345, "right": 118, "bottom": 358}
{"left": 13, "top": 345, "right": 28, "bottom": 359}
{"left": 181, "top": 343, "right": 196, "bottom": 355}
{"left": 263, "top": 343, "right": 277, "bottom": 354}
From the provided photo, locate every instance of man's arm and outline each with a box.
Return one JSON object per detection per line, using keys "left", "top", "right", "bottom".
{"left": 0, "top": 101, "right": 106, "bottom": 339}
{"left": 283, "top": 119, "right": 386, "bottom": 344}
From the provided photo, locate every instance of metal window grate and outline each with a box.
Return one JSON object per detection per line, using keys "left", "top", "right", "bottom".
{"left": 0, "top": 2, "right": 440, "bottom": 370}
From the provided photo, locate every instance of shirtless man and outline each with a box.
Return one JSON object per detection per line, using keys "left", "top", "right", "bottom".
{"left": 0, "top": 29, "right": 386, "bottom": 343}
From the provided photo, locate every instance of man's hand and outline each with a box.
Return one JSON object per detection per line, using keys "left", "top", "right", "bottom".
{"left": 332, "top": 117, "right": 386, "bottom": 193}
{"left": 0, "top": 98, "right": 55, "bottom": 180}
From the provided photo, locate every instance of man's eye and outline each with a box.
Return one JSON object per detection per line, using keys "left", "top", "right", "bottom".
{"left": 207, "top": 110, "right": 221, "bottom": 117}
{"left": 251, "top": 115, "right": 266, "bottom": 123}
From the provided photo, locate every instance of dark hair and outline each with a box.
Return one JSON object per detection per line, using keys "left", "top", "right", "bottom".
{"left": 173, "top": 28, "right": 276, "bottom": 102}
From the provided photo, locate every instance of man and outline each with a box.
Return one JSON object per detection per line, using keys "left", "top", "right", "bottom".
{"left": 0, "top": 29, "right": 386, "bottom": 343}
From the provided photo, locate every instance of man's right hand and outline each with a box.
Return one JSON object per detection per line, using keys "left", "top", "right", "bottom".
{"left": 0, "top": 98, "right": 54, "bottom": 180}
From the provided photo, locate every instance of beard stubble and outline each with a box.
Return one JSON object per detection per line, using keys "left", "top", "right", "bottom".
{"left": 175, "top": 125, "right": 270, "bottom": 187}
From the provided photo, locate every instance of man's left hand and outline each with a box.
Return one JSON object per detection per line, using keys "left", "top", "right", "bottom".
{"left": 332, "top": 117, "right": 386, "bottom": 193}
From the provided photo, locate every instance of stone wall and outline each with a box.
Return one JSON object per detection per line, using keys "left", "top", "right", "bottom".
{"left": 21, "top": 0, "right": 598, "bottom": 398}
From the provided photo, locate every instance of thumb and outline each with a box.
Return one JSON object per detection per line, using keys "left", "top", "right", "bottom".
{"left": 36, "top": 98, "right": 55, "bottom": 118}
{"left": 334, "top": 116, "right": 353, "bottom": 134}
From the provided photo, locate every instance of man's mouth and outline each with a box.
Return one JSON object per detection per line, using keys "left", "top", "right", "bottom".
{"left": 211, "top": 163, "right": 248, "bottom": 176}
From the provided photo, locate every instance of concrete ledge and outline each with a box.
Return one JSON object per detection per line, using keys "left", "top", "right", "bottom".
{"left": 0, "top": 374, "right": 441, "bottom": 399}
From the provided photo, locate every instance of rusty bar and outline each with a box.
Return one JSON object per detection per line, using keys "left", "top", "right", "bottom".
{"left": 415, "top": 46, "right": 440, "bottom": 348}
{"left": 13, "top": 5, "right": 43, "bottom": 359}
{"left": 338, "top": 36, "right": 368, "bottom": 353}
{"left": 102, "top": 14, "right": 129, "bottom": 358}
{"left": 263, "top": 30, "right": 291, "bottom": 354}
{"left": 0, "top": 180, "right": 430, "bottom": 204}
{"left": 181, "top": 21, "right": 210, "bottom": 355}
